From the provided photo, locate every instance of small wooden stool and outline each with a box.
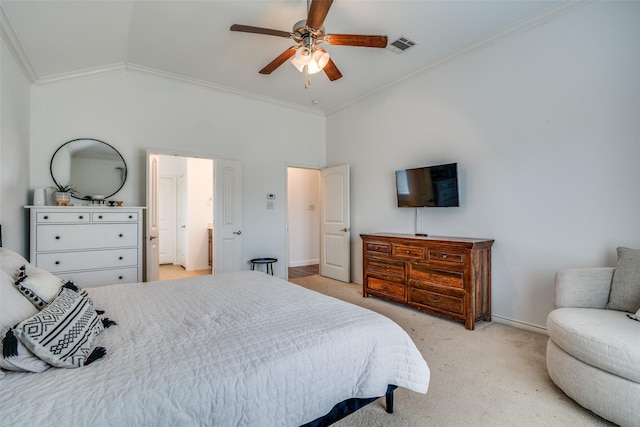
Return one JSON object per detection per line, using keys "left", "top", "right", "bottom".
{"left": 250, "top": 258, "right": 277, "bottom": 275}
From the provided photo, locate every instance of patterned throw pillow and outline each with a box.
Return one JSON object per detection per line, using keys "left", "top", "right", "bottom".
{"left": 12, "top": 288, "right": 106, "bottom": 368}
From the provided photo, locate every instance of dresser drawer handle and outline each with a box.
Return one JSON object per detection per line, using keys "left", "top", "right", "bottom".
{"left": 118, "top": 234, "right": 124, "bottom": 238}
{"left": 98, "top": 215, "right": 103, "bottom": 219}
{"left": 118, "top": 276, "right": 124, "bottom": 280}
{"left": 78, "top": 215, "right": 84, "bottom": 219}
{"left": 428, "top": 296, "right": 441, "bottom": 303}
{"left": 55, "top": 261, "right": 60, "bottom": 265}
{"left": 118, "top": 256, "right": 123, "bottom": 260}
{"left": 128, "top": 215, "right": 133, "bottom": 219}
{"left": 55, "top": 236, "right": 61, "bottom": 240}
{"left": 406, "top": 250, "right": 410, "bottom": 254}
{"left": 442, "top": 254, "right": 448, "bottom": 259}
{"left": 43, "top": 215, "right": 49, "bottom": 220}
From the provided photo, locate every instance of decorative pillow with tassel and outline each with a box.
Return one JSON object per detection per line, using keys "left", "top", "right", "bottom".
{"left": 14, "top": 264, "right": 67, "bottom": 309}
{"left": 6, "top": 287, "right": 107, "bottom": 368}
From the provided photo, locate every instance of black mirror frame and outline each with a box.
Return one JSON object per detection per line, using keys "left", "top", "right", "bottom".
{"left": 50, "top": 138, "right": 127, "bottom": 201}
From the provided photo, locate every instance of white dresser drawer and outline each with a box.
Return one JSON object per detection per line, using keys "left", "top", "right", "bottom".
{"left": 36, "top": 248, "right": 138, "bottom": 273}
{"left": 59, "top": 267, "right": 139, "bottom": 288}
{"left": 37, "top": 211, "right": 90, "bottom": 223}
{"left": 92, "top": 211, "right": 138, "bottom": 222}
{"left": 36, "top": 224, "right": 138, "bottom": 251}
{"left": 29, "top": 206, "right": 144, "bottom": 288}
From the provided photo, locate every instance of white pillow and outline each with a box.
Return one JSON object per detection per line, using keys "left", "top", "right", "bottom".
{"left": 14, "top": 264, "right": 66, "bottom": 309}
{"left": 0, "top": 248, "right": 29, "bottom": 277}
{"left": 0, "top": 270, "right": 50, "bottom": 373}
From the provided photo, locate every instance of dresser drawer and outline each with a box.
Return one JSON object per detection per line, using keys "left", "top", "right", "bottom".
{"left": 366, "top": 257, "right": 405, "bottom": 278}
{"left": 410, "top": 264, "right": 464, "bottom": 289}
{"left": 36, "top": 212, "right": 90, "bottom": 223}
{"left": 59, "top": 267, "right": 138, "bottom": 288}
{"left": 36, "top": 224, "right": 138, "bottom": 251}
{"left": 36, "top": 248, "right": 138, "bottom": 273}
{"left": 92, "top": 211, "right": 139, "bottom": 222}
{"left": 393, "top": 244, "right": 425, "bottom": 260}
{"left": 427, "top": 248, "right": 465, "bottom": 264}
{"left": 366, "top": 277, "right": 405, "bottom": 300}
{"left": 365, "top": 241, "right": 391, "bottom": 255}
{"left": 410, "top": 287, "right": 464, "bottom": 315}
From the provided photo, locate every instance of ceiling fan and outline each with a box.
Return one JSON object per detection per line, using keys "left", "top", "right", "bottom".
{"left": 230, "top": 0, "right": 387, "bottom": 87}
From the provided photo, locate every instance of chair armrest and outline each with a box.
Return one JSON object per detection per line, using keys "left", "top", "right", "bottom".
{"left": 554, "top": 267, "right": 615, "bottom": 309}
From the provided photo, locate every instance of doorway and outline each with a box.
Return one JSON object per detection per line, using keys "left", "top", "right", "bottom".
{"left": 286, "top": 164, "right": 351, "bottom": 282}
{"left": 157, "top": 154, "right": 213, "bottom": 280}
{"left": 287, "top": 167, "right": 320, "bottom": 279}
{"left": 147, "top": 151, "right": 243, "bottom": 282}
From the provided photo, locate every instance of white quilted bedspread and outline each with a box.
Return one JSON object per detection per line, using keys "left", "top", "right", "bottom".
{"left": 1, "top": 271, "right": 429, "bottom": 426}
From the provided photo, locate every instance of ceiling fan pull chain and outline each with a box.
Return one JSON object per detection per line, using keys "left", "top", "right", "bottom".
{"left": 305, "top": 68, "right": 311, "bottom": 89}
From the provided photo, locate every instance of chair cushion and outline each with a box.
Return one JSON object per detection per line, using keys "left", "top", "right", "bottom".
{"left": 547, "top": 307, "right": 640, "bottom": 383}
{"left": 606, "top": 247, "right": 640, "bottom": 313}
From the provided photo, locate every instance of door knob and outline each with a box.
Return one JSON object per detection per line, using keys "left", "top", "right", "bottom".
{"left": 340, "top": 227, "right": 350, "bottom": 232}
{"left": 233, "top": 230, "right": 242, "bottom": 235}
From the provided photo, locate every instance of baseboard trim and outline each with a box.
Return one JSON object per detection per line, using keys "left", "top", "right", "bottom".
{"left": 492, "top": 315, "right": 548, "bottom": 336}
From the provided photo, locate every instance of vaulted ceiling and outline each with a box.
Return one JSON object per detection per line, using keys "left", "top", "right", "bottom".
{"left": 1, "top": 0, "right": 567, "bottom": 113}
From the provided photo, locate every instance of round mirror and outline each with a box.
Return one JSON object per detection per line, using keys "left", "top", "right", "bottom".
{"left": 50, "top": 138, "right": 127, "bottom": 200}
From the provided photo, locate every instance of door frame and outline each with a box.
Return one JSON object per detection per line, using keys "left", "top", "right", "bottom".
{"left": 285, "top": 163, "right": 350, "bottom": 282}
{"left": 285, "top": 165, "right": 321, "bottom": 280}
{"left": 146, "top": 148, "right": 219, "bottom": 280}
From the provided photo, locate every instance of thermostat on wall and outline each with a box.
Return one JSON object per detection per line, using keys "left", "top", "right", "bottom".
{"left": 267, "top": 193, "right": 275, "bottom": 200}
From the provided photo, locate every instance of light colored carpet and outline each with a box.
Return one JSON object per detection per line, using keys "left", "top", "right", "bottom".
{"left": 290, "top": 275, "right": 613, "bottom": 427}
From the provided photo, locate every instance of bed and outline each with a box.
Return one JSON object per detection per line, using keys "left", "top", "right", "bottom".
{"left": 1, "top": 244, "right": 430, "bottom": 426}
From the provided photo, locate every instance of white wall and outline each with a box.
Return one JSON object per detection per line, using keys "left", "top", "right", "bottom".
{"left": 28, "top": 70, "right": 326, "bottom": 277}
{"left": 327, "top": 2, "right": 640, "bottom": 330}
{"left": 287, "top": 167, "right": 320, "bottom": 267}
{"left": 0, "top": 36, "right": 31, "bottom": 256}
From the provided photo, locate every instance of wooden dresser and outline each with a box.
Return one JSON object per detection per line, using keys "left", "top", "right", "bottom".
{"left": 361, "top": 233, "right": 494, "bottom": 330}
{"left": 28, "top": 206, "right": 144, "bottom": 287}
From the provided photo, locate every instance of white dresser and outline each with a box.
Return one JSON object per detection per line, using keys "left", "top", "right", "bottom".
{"left": 28, "top": 206, "right": 144, "bottom": 287}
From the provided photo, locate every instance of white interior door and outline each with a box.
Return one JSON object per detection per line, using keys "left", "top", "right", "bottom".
{"left": 176, "top": 174, "right": 187, "bottom": 268}
{"left": 214, "top": 159, "right": 242, "bottom": 273}
{"left": 158, "top": 176, "right": 176, "bottom": 264}
{"left": 320, "top": 164, "right": 351, "bottom": 282}
{"left": 146, "top": 152, "right": 160, "bottom": 281}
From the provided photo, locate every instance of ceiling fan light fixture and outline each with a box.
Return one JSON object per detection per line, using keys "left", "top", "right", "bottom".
{"left": 290, "top": 54, "right": 307, "bottom": 72}
{"left": 295, "top": 46, "right": 312, "bottom": 64}
{"left": 307, "top": 60, "right": 322, "bottom": 75}
{"left": 313, "top": 49, "right": 330, "bottom": 69}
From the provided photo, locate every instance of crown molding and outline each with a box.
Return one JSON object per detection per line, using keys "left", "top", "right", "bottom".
{"left": 0, "top": 4, "right": 37, "bottom": 83}
{"left": 35, "top": 63, "right": 127, "bottom": 85}
{"left": 125, "top": 63, "right": 324, "bottom": 116}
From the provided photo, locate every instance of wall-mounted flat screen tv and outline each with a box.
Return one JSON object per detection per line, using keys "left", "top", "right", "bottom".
{"left": 395, "top": 163, "right": 459, "bottom": 207}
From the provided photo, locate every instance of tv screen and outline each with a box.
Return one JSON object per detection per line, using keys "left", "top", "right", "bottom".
{"left": 395, "top": 163, "right": 459, "bottom": 207}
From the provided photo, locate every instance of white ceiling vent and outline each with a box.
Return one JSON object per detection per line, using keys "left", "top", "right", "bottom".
{"left": 387, "top": 36, "right": 417, "bottom": 54}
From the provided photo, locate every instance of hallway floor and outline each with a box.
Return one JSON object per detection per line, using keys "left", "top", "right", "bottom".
{"left": 159, "top": 264, "right": 211, "bottom": 281}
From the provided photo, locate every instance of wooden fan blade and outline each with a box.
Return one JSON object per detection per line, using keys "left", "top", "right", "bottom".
{"left": 324, "top": 34, "right": 388, "bottom": 48}
{"left": 230, "top": 24, "right": 291, "bottom": 38}
{"left": 307, "top": 0, "right": 333, "bottom": 30}
{"left": 259, "top": 47, "right": 297, "bottom": 75}
{"left": 323, "top": 58, "right": 342, "bottom": 81}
